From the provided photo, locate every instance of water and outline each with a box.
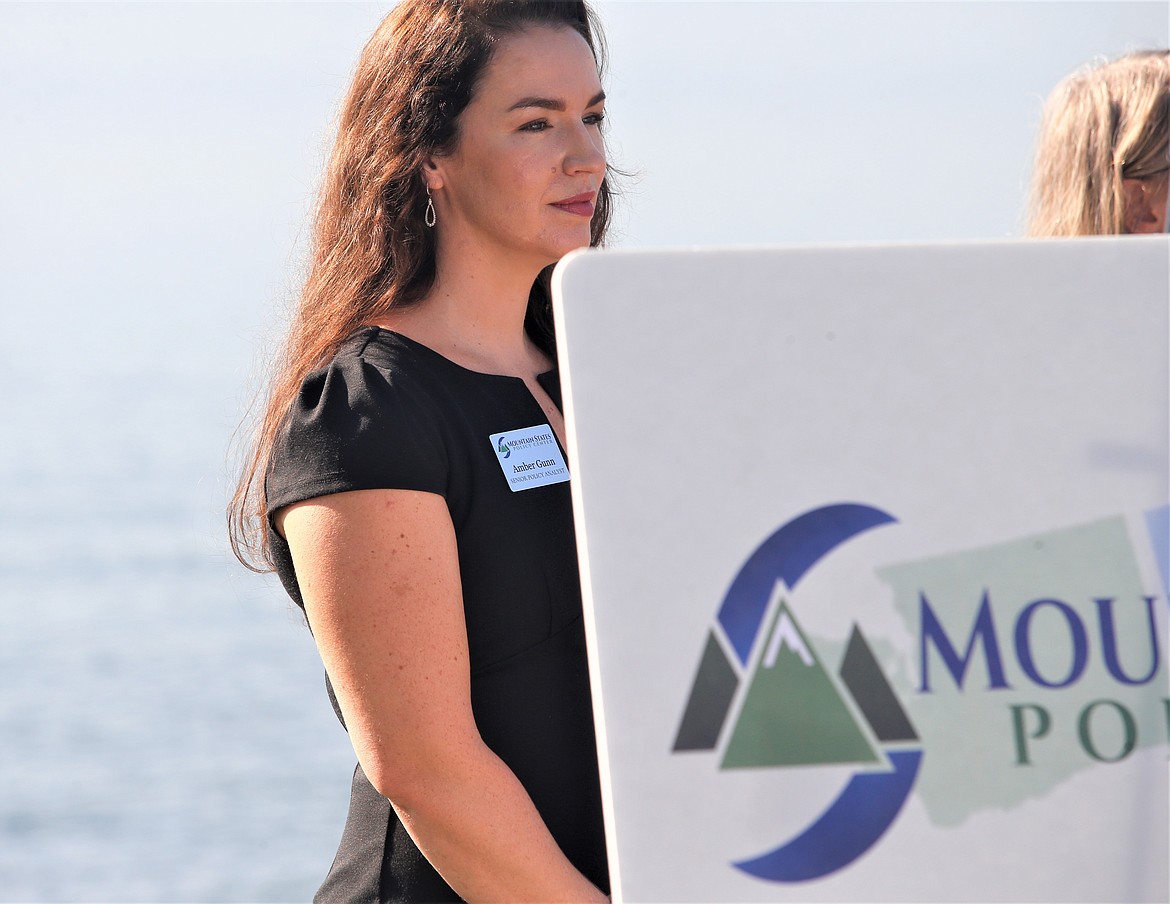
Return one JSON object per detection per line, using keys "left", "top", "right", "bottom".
{"left": 0, "top": 361, "right": 355, "bottom": 901}
{"left": 0, "top": 5, "right": 394, "bottom": 895}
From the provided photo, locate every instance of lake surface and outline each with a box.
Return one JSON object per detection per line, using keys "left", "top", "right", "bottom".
{"left": 0, "top": 354, "right": 355, "bottom": 901}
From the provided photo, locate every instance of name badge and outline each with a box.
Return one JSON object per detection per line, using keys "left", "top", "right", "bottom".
{"left": 489, "top": 424, "right": 570, "bottom": 492}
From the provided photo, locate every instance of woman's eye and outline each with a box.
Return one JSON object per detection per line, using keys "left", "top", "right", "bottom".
{"left": 584, "top": 111, "right": 606, "bottom": 126}
{"left": 519, "top": 119, "right": 549, "bottom": 132}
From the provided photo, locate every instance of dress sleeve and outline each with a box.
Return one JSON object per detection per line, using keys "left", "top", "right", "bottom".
{"left": 266, "top": 346, "right": 449, "bottom": 517}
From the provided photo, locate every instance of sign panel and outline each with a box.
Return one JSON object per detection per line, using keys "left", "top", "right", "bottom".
{"left": 552, "top": 239, "right": 1170, "bottom": 903}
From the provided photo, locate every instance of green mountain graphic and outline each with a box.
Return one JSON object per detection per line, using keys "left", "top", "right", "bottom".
{"left": 721, "top": 600, "right": 881, "bottom": 769}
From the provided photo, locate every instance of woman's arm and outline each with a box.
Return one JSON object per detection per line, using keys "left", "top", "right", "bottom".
{"left": 279, "top": 488, "right": 607, "bottom": 903}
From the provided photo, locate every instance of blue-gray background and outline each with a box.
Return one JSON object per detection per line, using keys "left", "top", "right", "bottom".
{"left": 1, "top": 2, "right": 1165, "bottom": 900}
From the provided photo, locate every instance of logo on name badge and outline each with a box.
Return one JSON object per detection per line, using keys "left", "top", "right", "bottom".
{"left": 489, "top": 424, "right": 569, "bottom": 492}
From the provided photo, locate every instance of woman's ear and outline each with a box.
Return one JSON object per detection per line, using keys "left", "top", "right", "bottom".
{"left": 421, "top": 157, "right": 445, "bottom": 192}
{"left": 1121, "top": 177, "right": 1159, "bottom": 233}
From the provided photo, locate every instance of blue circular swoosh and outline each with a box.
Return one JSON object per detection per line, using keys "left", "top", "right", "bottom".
{"left": 717, "top": 503, "right": 897, "bottom": 666}
{"left": 733, "top": 748, "right": 923, "bottom": 882}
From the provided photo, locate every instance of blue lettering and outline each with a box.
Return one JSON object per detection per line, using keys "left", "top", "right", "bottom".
{"left": 1095, "top": 596, "right": 1161, "bottom": 686}
{"left": 1014, "top": 598, "right": 1088, "bottom": 689}
{"left": 918, "top": 590, "right": 1011, "bottom": 692}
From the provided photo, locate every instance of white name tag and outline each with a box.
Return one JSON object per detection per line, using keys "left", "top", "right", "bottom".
{"left": 489, "top": 424, "right": 570, "bottom": 492}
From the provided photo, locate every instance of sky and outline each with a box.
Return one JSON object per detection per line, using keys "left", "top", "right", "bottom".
{"left": 601, "top": 1, "right": 1167, "bottom": 244}
{"left": 1, "top": 1, "right": 1167, "bottom": 384}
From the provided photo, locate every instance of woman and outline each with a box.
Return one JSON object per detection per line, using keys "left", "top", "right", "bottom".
{"left": 230, "top": 2, "right": 613, "bottom": 900}
{"left": 1027, "top": 49, "right": 1169, "bottom": 236}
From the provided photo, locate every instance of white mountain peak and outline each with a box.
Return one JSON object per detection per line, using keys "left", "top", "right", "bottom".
{"left": 763, "top": 609, "right": 815, "bottom": 668}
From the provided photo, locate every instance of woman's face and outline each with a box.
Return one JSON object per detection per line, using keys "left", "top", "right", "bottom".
{"left": 427, "top": 25, "right": 607, "bottom": 272}
{"left": 1142, "top": 171, "right": 1169, "bottom": 234}
{"left": 1123, "top": 170, "right": 1170, "bottom": 234}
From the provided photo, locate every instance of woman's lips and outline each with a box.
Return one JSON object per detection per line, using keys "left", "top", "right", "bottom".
{"left": 550, "top": 193, "right": 596, "bottom": 217}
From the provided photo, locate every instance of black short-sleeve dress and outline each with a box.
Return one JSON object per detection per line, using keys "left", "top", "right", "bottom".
{"left": 266, "top": 327, "right": 608, "bottom": 903}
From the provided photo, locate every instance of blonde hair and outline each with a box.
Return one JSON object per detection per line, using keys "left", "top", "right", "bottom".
{"left": 1027, "top": 49, "right": 1169, "bottom": 237}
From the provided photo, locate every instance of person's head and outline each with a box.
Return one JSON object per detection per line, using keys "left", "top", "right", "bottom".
{"left": 323, "top": 0, "right": 612, "bottom": 322}
{"left": 230, "top": 0, "right": 613, "bottom": 569}
{"left": 422, "top": 22, "right": 607, "bottom": 282}
{"left": 1027, "top": 50, "right": 1169, "bottom": 237}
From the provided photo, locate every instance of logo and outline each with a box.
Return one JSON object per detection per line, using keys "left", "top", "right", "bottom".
{"left": 664, "top": 501, "right": 1167, "bottom": 895}
{"left": 672, "top": 502, "right": 922, "bottom": 882}
{"left": 497, "top": 437, "right": 512, "bottom": 459}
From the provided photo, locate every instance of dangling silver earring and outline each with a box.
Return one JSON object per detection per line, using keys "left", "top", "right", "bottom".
{"left": 424, "top": 187, "right": 436, "bottom": 228}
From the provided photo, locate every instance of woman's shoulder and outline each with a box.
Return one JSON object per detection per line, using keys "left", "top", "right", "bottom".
{"left": 330, "top": 325, "right": 447, "bottom": 384}
{"left": 267, "top": 328, "right": 452, "bottom": 511}
{"left": 294, "top": 326, "right": 471, "bottom": 420}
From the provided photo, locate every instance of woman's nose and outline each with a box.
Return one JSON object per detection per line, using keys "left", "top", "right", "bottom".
{"left": 564, "top": 123, "right": 606, "bottom": 176}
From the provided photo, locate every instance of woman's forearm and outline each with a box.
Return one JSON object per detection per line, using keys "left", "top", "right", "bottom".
{"left": 387, "top": 739, "right": 607, "bottom": 903}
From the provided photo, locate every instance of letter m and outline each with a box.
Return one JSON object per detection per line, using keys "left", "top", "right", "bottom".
{"left": 919, "top": 590, "right": 1011, "bottom": 692}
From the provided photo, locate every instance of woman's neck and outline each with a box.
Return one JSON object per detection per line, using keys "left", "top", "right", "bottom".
{"left": 382, "top": 244, "right": 550, "bottom": 377}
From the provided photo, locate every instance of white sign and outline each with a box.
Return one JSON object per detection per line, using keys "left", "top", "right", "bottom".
{"left": 552, "top": 239, "right": 1169, "bottom": 903}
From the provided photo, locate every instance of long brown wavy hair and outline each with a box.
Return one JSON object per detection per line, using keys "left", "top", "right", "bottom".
{"left": 1027, "top": 50, "right": 1169, "bottom": 236}
{"left": 230, "top": 0, "right": 614, "bottom": 571}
